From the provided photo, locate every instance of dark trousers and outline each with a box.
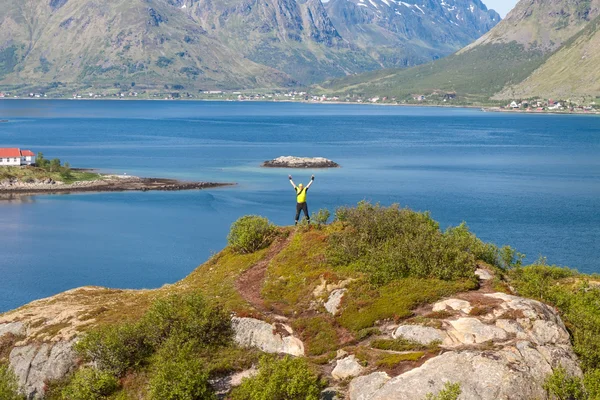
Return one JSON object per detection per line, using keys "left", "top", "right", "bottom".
{"left": 295, "top": 202, "right": 309, "bottom": 223}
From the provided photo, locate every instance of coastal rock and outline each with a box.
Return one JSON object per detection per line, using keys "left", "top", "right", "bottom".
{"left": 0, "top": 322, "right": 26, "bottom": 337}
{"left": 9, "top": 340, "right": 77, "bottom": 399}
{"left": 232, "top": 317, "right": 304, "bottom": 356}
{"left": 349, "top": 292, "right": 582, "bottom": 400}
{"left": 475, "top": 268, "right": 493, "bottom": 280}
{"left": 348, "top": 372, "right": 390, "bottom": 400}
{"left": 324, "top": 289, "right": 346, "bottom": 316}
{"left": 262, "top": 156, "right": 339, "bottom": 169}
{"left": 432, "top": 298, "right": 473, "bottom": 314}
{"left": 392, "top": 325, "right": 447, "bottom": 345}
{"left": 210, "top": 367, "right": 258, "bottom": 395}
{"left": 332, "top": 355, "right": 364, "bottom": 380}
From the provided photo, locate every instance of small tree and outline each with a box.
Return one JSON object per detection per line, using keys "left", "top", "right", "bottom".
{"left": 60, "top": 368, "right": 119, "bottom": 400}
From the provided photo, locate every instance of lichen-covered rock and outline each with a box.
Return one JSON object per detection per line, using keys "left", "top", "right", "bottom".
{"left": 432, "top": 298, "right": 473, "bottom": 314}
{"left": 447, "top": 317, "right": 509, "bottom": 344}
{"left": 392, "top": 325, "right": 448, "bottom": 345}
{"left": 262, "top": 156, "right": 339, "bottom": 169}
{"left": 475, "top": 268, "right": 493, "bottom": 280}
{"left": 9, "top": 341, "right": 77, "bottom": 399}
{"left": 0, "top": 322, "right": 26, "bottom": 337}
{"left": 348, "top": 372, "right": 390, "bottom": 400}
{"left": 332, "top": 355, "right": 364, "bottom": 380}
{"left": 349, "top": 292, "right": 583, "bottom": 400}
{"left": 325, "top": 289, "right": 346, "bottom": 316}
{"left": 232, "top": 317, "right": 304, "bottom": 356}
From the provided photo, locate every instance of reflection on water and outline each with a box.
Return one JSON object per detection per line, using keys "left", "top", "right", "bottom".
{"left": 0, "top": 193, "right": 36, "bottom": 203}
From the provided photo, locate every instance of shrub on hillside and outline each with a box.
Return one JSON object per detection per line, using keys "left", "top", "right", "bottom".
{"left": 148, "top": 339, "right": 214, "bottom": 400}
{"left": 140, "top": 291, "right": 233, "bottom": 349}
{"left": 0, "top": 362, "right": 23, "bottom": 400}
{"left": 60, "top": 368, "right": 119, "bottom": 400}
{"left": 543, "top": 367, "right": 587, "bottom": 400}
{"left": 328, "top": 202, "right": 477, "bottom": 284}
{"left": 311, "top": 208, "right": 331, "bottom": 227}
{"left": 75, "top": 322, "right": 150, "bottom": 376}
{"left": 227, "top": 216, "right": 275, "bottom": 254}
{"left": 231, "top": 355, "right": 324, "bottom": 400}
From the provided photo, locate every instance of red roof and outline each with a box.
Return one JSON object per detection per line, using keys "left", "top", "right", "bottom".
{"left": 0, "top": 148, "right": 35, "bottom": 157}
{"left": 0, "top": 148, "right": 22, "bottom": 157}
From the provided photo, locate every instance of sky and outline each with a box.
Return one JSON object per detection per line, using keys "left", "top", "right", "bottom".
{"left": 484, "top": 0, "right": 519, "bottom": 17}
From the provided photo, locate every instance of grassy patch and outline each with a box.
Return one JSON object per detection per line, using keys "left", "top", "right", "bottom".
{"left": 0, "top": 166, "right": 102, "bottom": 185}
{"left": 375, "top": 352, "right": 425, "bottom": 368}
{"left": 262, "top": 229, "right": 333, "bottom": 313}
{"left": 292, "top": 316, "right": 340, "bottom": 356}
{"left": 337, "top": 278, "right": 477, "bottom": 332}
{"left": 370, "top": 338, "right": 440, "bottom": 352}
{"left": 175, "top": 248, "right": 268, "bottom": 314}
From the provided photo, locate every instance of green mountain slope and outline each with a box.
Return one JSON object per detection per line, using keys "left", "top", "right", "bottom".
{"left": 495, "top": 15, "right": 600, "bottom": 101}
{"left": 319, "top": 0, "right": 600, "bottom": 102}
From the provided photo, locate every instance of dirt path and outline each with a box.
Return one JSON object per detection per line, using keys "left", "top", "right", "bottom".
{"left": 235, "top": 232, "right": 295, "bottom": 317}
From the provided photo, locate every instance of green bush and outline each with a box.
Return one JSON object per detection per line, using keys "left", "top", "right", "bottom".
{"left": 584, "top": 369, "right": 600, "bottom": 399}
{"left": 231, "top": 356, "right": 324, "bottom": 400}
{"left": 140, "top": 292, "right": 233, "bottom": 349}
{"left": 75, "top": 322, "right": 150, "bottom": 376}
{"left": 328, "top": 202, "right": 476, "bottom": 285}
{"left": 0, "top": 362, "right": 23, "bottom": 400}
{"left": 148, "top": 339, "right": 214, "bottom": 400}
{"left": 311, "top": 209, "right": 331, "bottom": 226}
{"left": 424, "top": 382, "right": 461, "bottom": 400}
{"left": 227, "top": 216, "right": 275, "bottom": 254}
{"left": 60, "top": 368, "right": 119, "bottom": 400}
{"left": 543, "top": 367, "right": 587, "bottom": 400}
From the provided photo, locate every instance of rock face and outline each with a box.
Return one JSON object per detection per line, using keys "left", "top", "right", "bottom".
{"left": 9, "top": 341, "right": 77, "bottom": 399}
{"left": 349, "top": 292, "right": 582, "bottom": 400}
{"left": 392, "top": 325, "right": 447, "bottom": 345}
{"left": 0, "top": 322, "right": 26, "bottom": 337}
{"left": 232, "top": 317, "right": 304, "bottom": 356}
{"left": 332, "top": 355, "right": 365, "bottom": 380}
{"left": 262, "top": 156, "right": 340, "bottom": 169}
{"left": 325, "top": 289, "right": 347, "bottom": 316}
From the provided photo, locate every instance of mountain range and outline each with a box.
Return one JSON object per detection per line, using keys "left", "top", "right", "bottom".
{"left": 321, "top": 0, "right": 600, "bottom": 102}
{"left": 0, "top": 0, "right": 499, "bottom": 92}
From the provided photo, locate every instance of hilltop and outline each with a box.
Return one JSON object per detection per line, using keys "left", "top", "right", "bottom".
{"left": 318, "top": 0, "right": 600, "bottom": 104}
{"left": 0, "top": 0, "right": 499, "bottom": 95}
{"left": 1, "top": 203, "right": 599, "bottom": 399}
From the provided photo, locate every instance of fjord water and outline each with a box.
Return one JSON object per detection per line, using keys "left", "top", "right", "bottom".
{"left": 0, "top": 100, "right": 599, "bottom": 312}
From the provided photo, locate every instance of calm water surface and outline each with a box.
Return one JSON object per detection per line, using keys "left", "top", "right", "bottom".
{"left": 0, "top": 100, "right": 599, "bottom": 312}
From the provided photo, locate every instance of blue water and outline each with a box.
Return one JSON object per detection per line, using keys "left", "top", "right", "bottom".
{"left": 0, "top": 100, "right": 599, "bottom": 312}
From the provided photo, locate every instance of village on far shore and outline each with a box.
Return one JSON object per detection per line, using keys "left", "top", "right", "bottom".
{"left": 2, "top": 89, "right": 599, "bottom": 115}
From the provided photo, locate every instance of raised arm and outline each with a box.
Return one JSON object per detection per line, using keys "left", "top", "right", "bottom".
{"left": 306, "top": 175, "right": 315, "bottom": 189}
{"left": 288, "top": 175, "right": 297, "bottom": 189}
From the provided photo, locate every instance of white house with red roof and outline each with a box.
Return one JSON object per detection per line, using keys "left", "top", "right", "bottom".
{"left": 0, "top": 148, "right": 37, "bottom": 166}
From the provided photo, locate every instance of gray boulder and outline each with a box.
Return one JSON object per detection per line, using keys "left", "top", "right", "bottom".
{"left": 332, "top": 355, "right": 364, "bottom": 380}
{"left": 9, "top": 341, "right": 77, "bottom": 399}
{"left": 325, "top": 289, "right": 347, "bottom": 316}
{"left": 392, "top": 325, "right": 448, "bottom": 345}
{"left": 348, "top": 372, "right": 390, "bottom": 400}
{"left": 232, "top": 317, "right": 304, "bottom": 356}
{"left": 0, "top": 322, "right": 26, "bottom": 337}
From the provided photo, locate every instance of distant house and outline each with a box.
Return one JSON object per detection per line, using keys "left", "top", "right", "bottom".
{"left": 0, "top": 148, "right": 37, "bottom": 166}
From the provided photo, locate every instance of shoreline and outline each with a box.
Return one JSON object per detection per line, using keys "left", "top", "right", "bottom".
{"left": 0, "top": 176, "right": 234, "bottom": 198}
{"left": 1, "top": 96, "right": 598, "bottom": 116}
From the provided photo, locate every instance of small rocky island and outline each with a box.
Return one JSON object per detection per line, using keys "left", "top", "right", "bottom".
{"left": 262, "top": 156, "right": 339, "bottom": 168}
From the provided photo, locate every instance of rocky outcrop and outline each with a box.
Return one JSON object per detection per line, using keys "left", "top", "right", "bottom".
{"left": 232, "top": 317, "right": 304, "bottom": 356}
{"left": 392, "top": 325, "right": 447, "bottom": 345}
{"left": 9, "top": 341, "right": 77, "bottom": 399}
{"left": 325, "top": 289, "right": 346, "bottom": 316}
{"left": 0, "top": 322, "right": 26, "bottom": 337}
{"left": 349, "top": 292, "right": 582, "bottom": 400}
{"left": 332, "top": 355, "right": 364, "bottom": 380}
{"left": 262, "top": 156, "right": 339, "bottom": 169}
